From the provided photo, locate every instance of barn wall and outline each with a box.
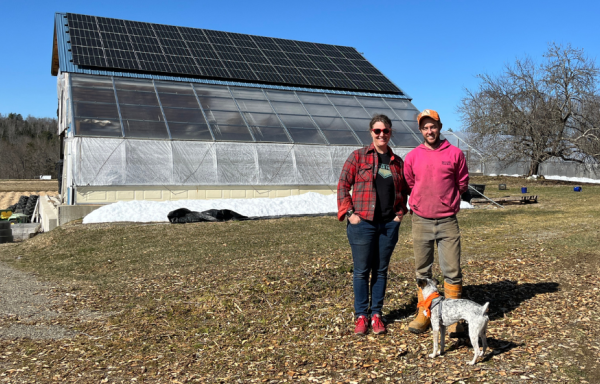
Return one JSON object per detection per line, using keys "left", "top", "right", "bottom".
{"left": 75, "top": 185, "right": 336, "bottom": 204}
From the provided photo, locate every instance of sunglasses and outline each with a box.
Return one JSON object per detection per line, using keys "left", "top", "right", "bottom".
{"left": 371, "top": 128, "right": 390, "bottom": 135}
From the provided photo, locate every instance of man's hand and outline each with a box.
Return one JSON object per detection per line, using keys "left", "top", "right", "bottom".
{"left": 348, "top": 214, "right": 361, "bottom": 225}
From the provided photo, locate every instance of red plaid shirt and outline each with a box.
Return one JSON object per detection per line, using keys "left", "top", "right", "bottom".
{"left": 337, "top": 143, "right": 409, "bottom": 221}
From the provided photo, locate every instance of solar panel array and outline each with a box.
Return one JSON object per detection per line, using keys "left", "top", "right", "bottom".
{"left": 65, "top": 13, "right": 401, "bottom": 94}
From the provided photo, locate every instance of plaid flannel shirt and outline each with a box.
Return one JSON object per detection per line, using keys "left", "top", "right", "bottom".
{"left": 337, "top": 143, "right": 409, "bottom": 221}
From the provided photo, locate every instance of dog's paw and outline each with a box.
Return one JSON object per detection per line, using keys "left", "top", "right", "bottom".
{"left": 429, "top": 352, "right": 439, "bottom": 358}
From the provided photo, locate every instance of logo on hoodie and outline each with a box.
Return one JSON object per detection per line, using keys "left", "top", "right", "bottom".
{"left": 442, "top": 161, "right": 451, "bottom": 166}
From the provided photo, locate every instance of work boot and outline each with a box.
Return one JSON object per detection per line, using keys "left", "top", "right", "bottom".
{"left": 444, "top": 281, "right": 466, "bottom": 338}
{"left": 408, "top": 286, "right": 430, "bottom": 334}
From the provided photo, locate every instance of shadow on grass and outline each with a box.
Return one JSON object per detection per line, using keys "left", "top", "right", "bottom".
{"left": 463, "top": 280, "right": 559, "bottom": 320}
{"left": 441, "top": 337, "right": 522, "bottom": 360}
{"left": 385, "top": 280, "right": 559, "bottom": 323}
{"left": 385, "top": 295, "right": 418, "bottom": 323}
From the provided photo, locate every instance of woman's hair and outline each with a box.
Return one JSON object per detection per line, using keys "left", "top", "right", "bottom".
{"left": 369, "top": 114, "right": 392, "bottom": 130}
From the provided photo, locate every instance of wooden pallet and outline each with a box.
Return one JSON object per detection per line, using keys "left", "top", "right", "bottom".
{"left": 470, "top": 195, "right": 538, "bottom": 205}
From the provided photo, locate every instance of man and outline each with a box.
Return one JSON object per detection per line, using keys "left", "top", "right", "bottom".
{"left": 403, "top": 109, "right": 469, "bottom": 336}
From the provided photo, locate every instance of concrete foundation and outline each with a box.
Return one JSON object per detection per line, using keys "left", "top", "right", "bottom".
{"left": 58, "top": 205, "right": 102, "bottom": 225}
{"left": 11, "top": 223, "right": 42, "bottom": 241}
{"left": 40, "top": 196, "right": 58, "bottom": 232}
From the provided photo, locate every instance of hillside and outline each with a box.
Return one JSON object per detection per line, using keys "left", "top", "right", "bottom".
{"left": 0, "top": 113, "right": 59, "bottom": 179}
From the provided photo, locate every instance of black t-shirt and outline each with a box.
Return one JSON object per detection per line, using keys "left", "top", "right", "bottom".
{"left": 374, "top": 151, "right": 396, "bottom": 222}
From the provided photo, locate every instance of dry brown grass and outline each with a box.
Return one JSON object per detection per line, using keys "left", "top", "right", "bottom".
{"left": 0, "top": 179, "right": 58, "bottom": 192}
{"left": 0, "top": 176, "right": 599, "bottom": 382}
{"left": 0, "top": 179, "right": 59, "bottom": 209}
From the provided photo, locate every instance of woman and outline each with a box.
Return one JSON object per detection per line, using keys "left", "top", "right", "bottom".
{"left": 337, "top": 114, "right": 409, "bottom": 335}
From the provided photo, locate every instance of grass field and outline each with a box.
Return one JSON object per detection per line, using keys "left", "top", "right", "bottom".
{"left": 0, "top": 179, "right": 58, "bottom": 209}
{"left": 0, "top": 176, "right": 599, "bottom": 383}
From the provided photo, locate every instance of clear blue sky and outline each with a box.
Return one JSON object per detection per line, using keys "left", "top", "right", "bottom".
{"left": 1, "top": 0, "right": 599, "bottom": 131}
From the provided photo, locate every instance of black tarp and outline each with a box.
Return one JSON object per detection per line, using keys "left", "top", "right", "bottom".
{"left": 167, "top": 208, "right": 248, "bottom": 224}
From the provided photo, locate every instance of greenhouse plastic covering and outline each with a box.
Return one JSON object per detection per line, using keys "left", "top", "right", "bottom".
{"left": 71, "top": 137, "right": 412, "bottom": 186}
{"left": 57, "top": 71, "right": 73, "bottom": 135}
{"left": 68, "top": 74, "right": 423, "bottom": 147}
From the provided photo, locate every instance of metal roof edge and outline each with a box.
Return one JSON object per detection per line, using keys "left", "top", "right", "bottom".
{"left": 51, "top": 15, "right": 60, "bottom": 75}
{"left": 55, "top": 13, "right": 73, "bottom": 75}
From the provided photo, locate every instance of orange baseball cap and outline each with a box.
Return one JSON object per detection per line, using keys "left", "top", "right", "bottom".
{"left": 417, "top": 109, "right": 442, "bottom": 126}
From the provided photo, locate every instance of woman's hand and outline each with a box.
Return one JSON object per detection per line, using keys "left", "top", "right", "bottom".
{"left": 393, "top": 216, "right": 402, "bottom": 222}
{"left": 348, "top": 213, "right": 361, "bottom": 225}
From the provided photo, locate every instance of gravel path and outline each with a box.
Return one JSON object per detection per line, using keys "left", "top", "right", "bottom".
{"left": 0, "top": 261, "right": 75, "bottom": 340}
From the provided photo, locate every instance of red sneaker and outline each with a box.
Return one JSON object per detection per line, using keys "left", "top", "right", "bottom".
{"left": 354, "top": 315, "right": 368, "bottom": 335}
{"left": 371, "top": 314, "right": 386, "bottom": 334}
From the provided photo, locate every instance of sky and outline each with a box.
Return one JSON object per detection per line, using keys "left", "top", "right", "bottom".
{"left": 1, "top": 0, "right": 599, "bottom": 132}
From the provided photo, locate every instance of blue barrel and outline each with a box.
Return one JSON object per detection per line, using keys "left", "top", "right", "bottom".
{"left": 521, "top": 187, "right": 528, "bottom": 193}
{"left": 574, "top": 186, "right": 582, "bottom": 192}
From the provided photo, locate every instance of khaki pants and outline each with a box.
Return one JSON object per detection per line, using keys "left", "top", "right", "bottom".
{"left": 412, "top": 214, "right": 462, "bottom": 285}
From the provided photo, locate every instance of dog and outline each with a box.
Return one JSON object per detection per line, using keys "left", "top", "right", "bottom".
{"left": 418, "top": 278, "right": 489, "bottom": 365}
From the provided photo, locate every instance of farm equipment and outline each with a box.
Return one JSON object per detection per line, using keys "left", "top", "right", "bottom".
{"left": 2, "top": 195, "right": 39, "bottom": 223}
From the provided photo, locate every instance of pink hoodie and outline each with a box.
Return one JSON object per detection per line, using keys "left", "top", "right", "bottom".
{"left": 403, "top": 140, "right": 469, "bottom": 219}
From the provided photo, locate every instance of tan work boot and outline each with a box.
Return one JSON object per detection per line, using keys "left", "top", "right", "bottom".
{"left": 444, "top": 281, "right": 466, "bottom": 337}
{"left": 408, "top": 286, "right": 430, "bottom": 334}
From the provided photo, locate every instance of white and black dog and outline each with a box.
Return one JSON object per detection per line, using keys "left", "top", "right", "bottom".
{"left": 418, "top": 278, "right": 489, "bottom": 365}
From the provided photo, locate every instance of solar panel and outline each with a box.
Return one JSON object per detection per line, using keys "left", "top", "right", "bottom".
{"left": 65, "top": 13, "right": 401, "bottom": 94}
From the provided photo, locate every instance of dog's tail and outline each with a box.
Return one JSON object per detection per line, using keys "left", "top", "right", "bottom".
{"left": 481, "top": 302, "right": 489, "bottom": 315}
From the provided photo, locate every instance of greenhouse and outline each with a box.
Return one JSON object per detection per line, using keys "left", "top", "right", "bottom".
{"left": 52, "top": 12, "right": 425, "bottom": 205}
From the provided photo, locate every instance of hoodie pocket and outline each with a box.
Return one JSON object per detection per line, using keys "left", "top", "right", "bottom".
{"left": 439, "top": 191, "right": 458, "bottom": 208}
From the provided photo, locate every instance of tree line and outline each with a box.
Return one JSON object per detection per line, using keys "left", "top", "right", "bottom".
{"left": 0, "top": 113, "right": 60, "bottom": 179}
{"left": 460, "top": 43, "right": 600, "bottom": 176}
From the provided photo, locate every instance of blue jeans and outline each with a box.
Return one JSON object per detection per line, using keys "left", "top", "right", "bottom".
{"left": 347, "top": 219, "right": 401, "bottom": 317}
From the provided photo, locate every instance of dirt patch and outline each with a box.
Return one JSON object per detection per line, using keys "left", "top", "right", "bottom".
{"left": 0, "top": 260, "right": 73, "bottom": 340}
{"left": 0, "top": 259, "right": 111, "bottom": 341}
{"left": 0, "top": 261, "right": 60, "bottom": 321}
{"left": 0, "top": 324, "right": 76, "bottom": 340}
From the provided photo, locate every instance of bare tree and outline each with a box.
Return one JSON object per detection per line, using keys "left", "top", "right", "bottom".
{"left": 459, "top": 43, "right": 600, "bottom": 176}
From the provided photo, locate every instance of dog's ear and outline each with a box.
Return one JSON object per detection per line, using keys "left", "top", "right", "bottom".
{"left": 417, "top": 278, "right": 427, "bottom": 288}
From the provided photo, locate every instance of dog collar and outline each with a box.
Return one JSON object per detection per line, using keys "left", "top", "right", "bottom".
{"left": 430, "top": 296, "right": 444, "bottom": 310}
{"left": 431, "top": 296, "right": 445, "bottom": 318}
{"left": 417, "top": 291, "right": 441, "bottom": 318}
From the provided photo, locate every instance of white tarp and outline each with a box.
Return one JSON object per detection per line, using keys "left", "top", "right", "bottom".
{"left": 72, "top": 137, "right": 412, "bottom": 186}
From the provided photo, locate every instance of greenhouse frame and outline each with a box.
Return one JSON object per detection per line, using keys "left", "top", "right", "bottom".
{"left": 52, "top": 12, "right": 427, "bottom": 205}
